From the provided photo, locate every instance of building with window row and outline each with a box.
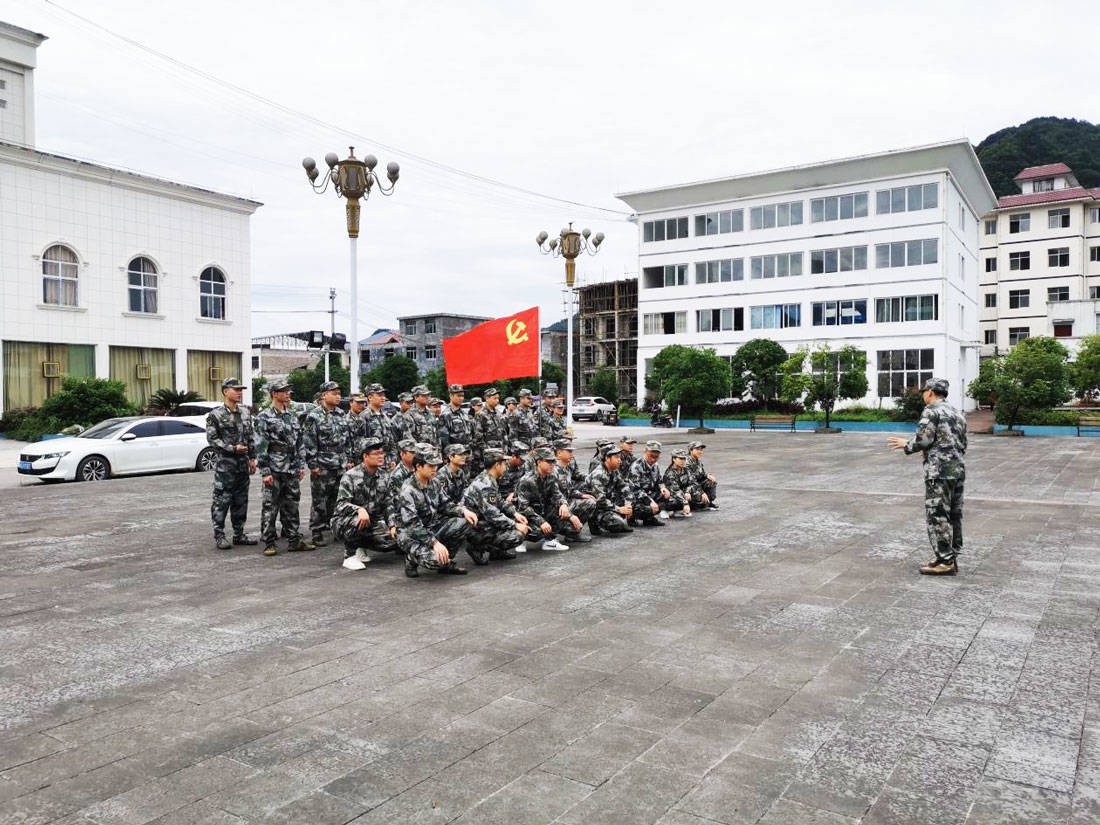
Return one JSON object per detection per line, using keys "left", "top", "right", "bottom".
{"left": 0, "top": 21, "right": 260, "bottom": 413}
{"left": 977, "top": 164, "right": 1100, "bottom": 356}
{"left": 617, "top": 140, "right": 997, "bottom": 409}
{"left": 363, "top": 313, "right": 491, "bottom": 376}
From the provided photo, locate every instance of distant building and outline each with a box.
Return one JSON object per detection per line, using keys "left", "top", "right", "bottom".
{"left": 541, "top": 320, "right": 568, "bottom": 374}
{"left": 576, "top": 279, "right": 638, "bottom": 401}
{"left": 251, "top": 333, "right": 349, "bottom": 385}
{"left": 978, "top": 163, "right": 1100, "bottom": 357}
{"left": 358, "top": 329, "right": 402, "bottom": 372}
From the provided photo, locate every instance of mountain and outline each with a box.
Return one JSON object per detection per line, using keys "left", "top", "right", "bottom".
{"left": 976, "top": 117, "right": 1100, "bottom": 198}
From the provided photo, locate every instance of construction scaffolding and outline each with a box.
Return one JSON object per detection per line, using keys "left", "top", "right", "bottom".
{"left": 576, "top": 278, "right": 638, "bottom": 401}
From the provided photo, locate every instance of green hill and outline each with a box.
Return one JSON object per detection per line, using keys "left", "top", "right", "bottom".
{"left": 976, "top": 117, "right": 1100, "bottom": 198}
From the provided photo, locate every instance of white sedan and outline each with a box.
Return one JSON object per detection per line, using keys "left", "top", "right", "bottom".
{"left": 570, "top": 396, "right": 617, "bottom": 421}
{"left": 17, "top": 416, "right": 217, "bottom": 482}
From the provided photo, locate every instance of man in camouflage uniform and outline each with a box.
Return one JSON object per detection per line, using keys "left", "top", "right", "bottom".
{"left": 477, "top": 389, "right": 508, "bottom": 453}
{"left": 502, "top": 396, "right": 519, "bottom": 444}
{"left": 467, "top": 397, "right": 484, "bottom": 464}
{"left": 663, "top": 449, "right": 701, "bottom": 514}
{"left": 510, "top": 388, "right": 540, "bottom": 445}
{"left": 536, "top": 391, "right": 556, "bottom": 439}
{"left": 404, "top": 385, "right": 439, "bottom": 447}
{"left": 388, "top": 438, "right": 418, "bottom": 502}
{"left": 587, "top": 445, "right": 634, "bottom": 535}
{"left": 685, "top": 440, "right": 719, "bottom": 509}
{"left": 552, "top": 439, "right": 596, "bottom": 543}
{"left": 499, "top": 441, "right": 528, "bottom": 502}
{"left": 345, "top": 392, "right": 368, "bottom": 464}
{"left": 439, "top": 384, "right": 475, "bottom": 452}
{"left": 429, "top": 397, "right": 445, "bottom": 443}
{"left": 362, "top": 383, "right": 396, "bottom": 467}
{"left": 397, "top": 447, "right": 479, "bottom": 577}
{"left": 462, "top": 448, "right": 530, "bottom": 563}
{"left": 437, "top": 443, "right": 472, "bottom": 506}
{"left": 888, "top": 377, "right": 967, "bottom": 576}
{"left": 255, "top": 380, "right": 314, "bottom": 556}
{"left": 546, "top": 400, "right": 569, "bottom": 441}
{"left": 515, "top": 447, "right": 574, "bottom": 550}
{"left": 331, "top": 436, "right": 399, "bottom": 571}
{"left": 524, "top": 437, "right": 552, "bottom": 474}
{"left": 617, "top": 436, "right": 638, "bottom": 476}
{"left": 205, "top": 378, "right": 257, "bottom": 549}
{"left": 389, "top": 391, "right": 413, "bottom": 445}
{"left": 627, "top": 440, "right": 672, "bottom": 526}
{"left": 303, "top": 380, "right": 349, "bottom": 546}
{"left": 588, "top": 438, "right": 613, "bottom": 473}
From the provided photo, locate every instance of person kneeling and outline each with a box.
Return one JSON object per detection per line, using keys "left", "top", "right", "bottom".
{"left": 330, "top": 437, "right": 399, "bottom": 571}
{"left": 462, "top": 448, "right": 531, "bottom": 563}
{"left": 626, "top": 440, "right": 675, "bottom": 526}
{"left": 515, "top": 447, "right": 575, "bottom": 550}
{"left": 586, "top": 445, "right": 634, "bottom": 535}
{"left": 397, "top": 447, "right": 479, "bottom": 577}
{"left": 662, "top": 449, "right": 695, "bottom": 517}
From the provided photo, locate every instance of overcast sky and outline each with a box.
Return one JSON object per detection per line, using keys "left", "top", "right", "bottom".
{"left": 4, "top": 0, "right": 1097, "bottom": 339}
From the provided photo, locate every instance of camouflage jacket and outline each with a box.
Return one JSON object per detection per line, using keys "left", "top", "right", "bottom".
{"left": 515, "top": 469, "right": 566, "bottom": 527}
{"left": 587, "top": 463, "right": 630, "bottom": 511}
{"left": 536, "top": 405, "right": 555, "bottom": 438}
{"left": 904, "top": 400, "right": 968, "bottom": 480}
{"left": 206, "top": 404, "right": 255, "bottom": 459}
{"left": 438, "top": 405, "right": 475, "bottom": 450}
{"left": 663, "top": 464, "right": 698, "bottom": 500}
{"left": 302, "top": 405, "right": 348, "bottom": 470}
{"left": 685, "top": 455, "right": 710, "bottom": 487}
{"left": 587, "top": 451, "right": 605, "bottom": 474}
{"left": 509, "top": 406, "right": 539, "bottom": 444}
{"left": 334, "top": 464, "right": 396, "bottom": 529}
{"left": 462, "top": 471, "right": 518, "bottom": 531}
{"left": 628, "top": 457, "right": 665, "bottom": 500}
{"left": 546, "top": 415, "right": 568, "bottom": 441}
{"left": 555, "top": 459, "right": 591, "bottom": 500}
{"left": 498, "top": 461, "right": 526, "bottom": 499}
{"left": 389, "top": 407, "right": 411, "bottom": 445}
{"left": 398, "top": 474, "right": 463, "bottom": 543}
{"left": 254, "top": 404, "right": 303, "bottom": 475}
{"left": 476, "top": 406, "right": 508, "bottom": 449}
{"left": 436, "top": 463, "right": 471, "bottom": 507}
{"left": 404, "top": 406, "right": 439, "bottom": 447}
{"left": 345, "top": 410, "right": 367, "bottom": 466}
{"left": 618, "top": 450, "right": 638, "bottom": 477}
{"left": 361, "top": 406, "right": 396, "bottom": 463}
{"left": 388, "top": 462, "right": 415, "bottom": 495}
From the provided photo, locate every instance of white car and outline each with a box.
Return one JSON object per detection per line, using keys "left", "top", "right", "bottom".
{"left": 172, "top": 400, "right": 222, "bottom": 427}
{"left": 17, "top": 416, "right": 217, "bottom": 482}
{"left": 571, "top": 396, "right": 617, "bottom": 421}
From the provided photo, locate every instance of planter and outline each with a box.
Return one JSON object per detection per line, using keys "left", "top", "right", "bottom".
{"left": 994, "top": 429, "right": 1025, "bottom": 437}
{"left": 814, "top": 427, "right": 842, "bottom": 434}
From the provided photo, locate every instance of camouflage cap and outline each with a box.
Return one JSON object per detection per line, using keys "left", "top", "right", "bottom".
{"left": 644, "top": 440, "right": 663, "bottom": 452}
{"left": 619, "top": 436, "right": 637, "bottom": 444}
{"left": 411, "top": 384, "right": 429, "bottom": 396}
{"left": 533, "top": 447, "right": 555, "bottom": 462}
{"left": 553, "top": 439, "right": 575, "bottom": 452}
{"left": 552, "top": 401, "right": 565, "bottom": 409}
{"left": 469, "top": 397, "right": 483, "bottom": 406}
{"left": 398, "top": 438, "right": 417, "bottom": 453}
{"left": 360, "top": 436, "right": 385, "bottom": 453}
{"left": 365, "top": 383, "right": 386, "bottom": 395}
{"left": 429, "top": 398, "right": 444, "bottom": 407}
{"left": 319, "top": 380, "right": 340, "bottom": 393}
{"left": 448, "top": 383, "right": 464, "bottom": 394}
{"left": 510, "top": 440, "right": 529, "bottom": 455}
{"left": 348, "top": 393, "right": 367, "bottom": 403}
{"left": 483, "top": 388, "right": 500, "bottom": 398}
{"left": 595, "top": 438, "right": 612, "bottom": 448}
{"left": 530, "top": 437, "right": 550, "bottom": 448}
{"left": 504, "top": 397, "right": 517, "bottom": 405}
{"left": 518, "top": 388, "right": 533, "bottom": 397}
{"left": 601, "top": 444, "right": 623, "bottom": 458}
{"left": 398, "top": 392, "right": 413, "bottom": 402}
{"left": 269, "top": 380, "right": 291, "bottom": 392}
{"left": 483, "top": 448, "right": 506, "bottom": 464}
{"left": 221, "top": 377, "right": 247, "bottom": 390}
{"left": 671, "top": 448, "right": 689, "bottom": 459}
{"left": 688, "top": 440, "right": 706, "bottom": 450}
{"left": 923, "top": 377, "right": 950, "bottom": 397}
{"left": 416, "top": 449, "right": 444, "bottom": 466}
{"left": 444, "top": 443, "right": 468, "bottom": 457}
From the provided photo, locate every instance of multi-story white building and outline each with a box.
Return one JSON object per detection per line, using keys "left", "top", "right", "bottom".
{"left": 616, "top": 140, "right": 997, "bottom": 410}
{"left": 0, "top": 20, "right": 260, "bottom": 414}
{"left": 978, "top": 163, "right": 1100, "bottom": 357}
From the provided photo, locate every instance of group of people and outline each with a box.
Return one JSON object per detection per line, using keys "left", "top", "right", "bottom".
{"left": 203, "top": 377, "right": 720, "bottom": 577}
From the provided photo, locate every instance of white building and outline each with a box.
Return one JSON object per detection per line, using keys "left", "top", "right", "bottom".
{"left": 0, "top": 21, "right": 260, "bottom": 414}
{"left": 616, "top": 140, "right": 998, "bottom": 411}
{"left": 978, "top": 163, "right": 1100, "bottom": 357}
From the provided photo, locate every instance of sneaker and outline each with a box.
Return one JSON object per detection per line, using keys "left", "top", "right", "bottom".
{"left": 342, "top": 556, "right": 367, "bottom": 571}
{"left": 437, "top": 563, "right": 468, "bottom": 575}
{"left": 286, "top": 537, "right": 316, "bottom": 552}
{"left": 404, "top": 555, "right": 419, "bottom": 578}
{"left": 355, "top": 548, "right": 371, "bottom": 564}
{"left": 659, "top": 510, "right": 670, "bottom": 520}
{"left": 515, "top": 542, "right": 529, "bottom": 553}
{"left": 708, "top": 503, "right": 719, "bottom": 510}
{"left": 542, "top": 539, "right": 570, "bottom": 551}
{"left": 312, "top": 532, "right": 328, "bottom": 547}
{"left": 589, "top": 522, "right": 603, "bottom": 536}
{"left": 215, "top": 535, "right": 232, "bottom": 550}
{"left": 919, "top": 559, "right": 958, "bottom": 576}
{"left": 263, "top": 544, "right": 277, "bottom": 556}
{"left": 233, "top": 534, "right": 258, "bottom": 546}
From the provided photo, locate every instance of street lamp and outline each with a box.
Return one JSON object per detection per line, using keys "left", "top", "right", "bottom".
{"left": 536, "top": 223, "right": 604, "bottom": 424}
{"left": 302, "top": 147, "right": 399, "bottom": 394}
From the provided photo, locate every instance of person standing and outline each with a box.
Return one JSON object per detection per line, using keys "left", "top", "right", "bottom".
{"left": 404, "top": 385, "right": 439, "bottom": 447}
{"left": 510, "top": 389, "right": 540, "bottom": 445}
{"left": 205, "top": 378, "right": 257, "bottom": 549}
{"left": 389, "top": 391, "right": 414, "bottom": 445}
{"left": 438, "top": 384, "right": 474, "bottom": 451}
{"left": 302, "top": 380, "right": 349, "bottom": 547}
{"left": 362, "top": 383, "right": 396, "bottom": 467}
{"left": 888, "top": 378, "right": 967, "bottom": 576}
{"left": 345, "top": 392, "right": 368, "bottom": 464}
{"left": 546, "top": 400, "right": 569, "bottom": 441}
{"left": 254, "top": 380, "right": 314, "bottom": 556}
{"left": 477, "top": 389, "right": 507, "bottom": 452}
{"left": 331, "top": 436, "right": 399, "bottom": 571}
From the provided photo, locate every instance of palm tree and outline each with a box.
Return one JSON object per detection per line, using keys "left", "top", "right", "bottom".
{"left": 148, "top": 388, "right": 204, "bottom": 414}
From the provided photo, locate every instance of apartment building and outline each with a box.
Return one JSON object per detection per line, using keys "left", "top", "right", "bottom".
{"left": 616, "top": 140, "right": 998, "bottom": 409}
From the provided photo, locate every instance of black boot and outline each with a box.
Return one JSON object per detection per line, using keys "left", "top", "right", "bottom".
{"left": 404, "top": 555, "right": 419, "bottom": 578}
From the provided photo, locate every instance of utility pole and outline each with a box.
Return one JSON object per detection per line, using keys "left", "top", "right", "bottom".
{"left": 324, "top": 287, "right": 336, "bottom": 383}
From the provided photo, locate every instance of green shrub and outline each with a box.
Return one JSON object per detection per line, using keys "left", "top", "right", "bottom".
{"left": 891, "top": 387, "right": 927, "bottom": 422}
{"left": 11, "top": 415, "right": 63, "bottom": 443}
{"left": 7, "top": 378, "right": 137, "bottom": 442}
{"left": 0, "top": 407, "right": 38, "bottom": 434}
{"left": 994, "top": 408, "right": 1080, "bottom": 426}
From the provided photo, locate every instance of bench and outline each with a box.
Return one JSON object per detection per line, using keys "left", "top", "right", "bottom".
{"left": 750, "top": 414, "right": 797, "bottom": 432}
{"left": 1078, "top": 415, "right": 1100, "bottom": 437}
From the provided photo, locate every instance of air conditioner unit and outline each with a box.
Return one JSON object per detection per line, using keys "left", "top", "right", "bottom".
{"left": 208, "top": 366, "right": 223, "bottom": 382}
{"left": 136, "top": 363, "right": 151, "bottom": 380}
{"left": 42, "top": 361, "right": 60, "bottom": 378}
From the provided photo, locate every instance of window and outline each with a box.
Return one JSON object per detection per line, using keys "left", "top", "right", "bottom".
{"left": 1048, "top": 247, "right": 1070, "bottom": 267}
{"left": 405, "top": 347, "right": 418, "bottom": 359}
{"left": 875, "top": 183, "right": 938, "bottom": 214}
{"left": 1008, "top": 251, "right": 1030, "bottom": 271}
{"left": 1054, "top": 323, "right": 1073, "bottom": 338}
{"left": 985, "top": 293, "right": 997, "bottom": 308}
{"left": 161, "top": 420, "right": 203, "bottom": 435}
{"left": 643, "top": 311, "right": 686, "bottom": 335}
{"left": 362, "top": 350, "right": 371, "bottom": 364}
{"left": 41, "top": 244, "right": 79, "bottom": 306}
{"left": 643, "top": 216, "right": 689, "bottom": 242}
{"left": 199, "top": 267, "right": 226, "bottom": 319}
{"left": 1034, "top": 179, "right": 1055, "bottom": 192}
{"left": 642, "top": 264, "right": 688, "bottom": 289}
{"left": 749, "top": 252, "right": 803, "bottom": 279}
{"left": 985, "top": 218, "right": 997, "bottom": 235}
{"left": 749, "top": 304, "right": 801, "bottom": 329}
{"left": 583, "top": 318, "right": 595, "bottom": 336}
{"left": 127, "top": 421, "right": 162, "bottom": 439}
{"left": 402, "top": 320, "right": 417, "bottom": 335}
{"left": 874, "top": 238, "right": 938, "bottom": 268}
{"left": 424, "top": 345, "right": 437, "bottom": 360}
{"left": 1008, "top": 289, "right": 1030, "bottom": 309}
{"left": 1091, "top": 208, "right": 1099, "bottom": 223}
{"left": 876, "top": 348, "right": 934, "bottom": 397}
{"left": 1009, "top": 213, "right": 1030, "bottom": 233}
{"left": 749, "top": 200, "right": 803, "bottom": 229}
{"left": 695, "top": 258, "right": 744, "bottom": 283}
{"left": 1048, "top": 286, "right": 1069, "bottom": 302}
{"left": 605, "top": 317, "right": 616, "bottom": 336}
{"left": 985, "top": 257, "right": 997, "bottom": 272}
{"left": 810, "top": 192, "right": 868, "bottom": 222}
{"left": 874, "top": 295, "right": 939, "bottom": 323}
{"left": 1008, "top": 327, "right": 1029, "bottom": 345}
{"left": 251, "top": 355, "right": 260, "bottom": 370}
{"left": 811, "top": 299, "right": 867, "bottom": 326}
{"left": 582, "top": 346, "right": 595, "bottom": 366}
{"left": 694, "top": 210, "right": 743, "bottom": 236}
{"left": 984, "top": 329, "right": 997, "bottom": 345}
{"left": 423, "top": 319, "right": 436, "bottom": 334}
{"left": 696, "top": 307, "right": 743, "bottom": 332}
{"left": 1090, "top": 286, "right": 1100, "bottom": 299}
{"left": 127, "top": 257, "right": 158, "bottom": 314}
{"left": 1091, "top": 247, "right": 1100, "bottom": 262}
{"left": 1048, "top": 208, "right": 1070, "bottom": 229}
{"left": 810, "top": 246, "right": 867, "bottom": 274}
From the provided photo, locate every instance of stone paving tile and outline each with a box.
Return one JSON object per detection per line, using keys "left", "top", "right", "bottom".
{"left": 985, "top": 728, "right": 1080, "bottom": 793}
{"left": 555, "top": 761, "right": 697, "bottom": 825}
{"left": 450, "top": 769, "right": 591, "bottom": 824}
{"left": 964, "top": 777, "right": 1073, "bottom": 824}
{"left": 542, "top": 722, "right": 661, "bottom": 786}
{"left": 676, "top": 751, "right": 801, "bottom": 825}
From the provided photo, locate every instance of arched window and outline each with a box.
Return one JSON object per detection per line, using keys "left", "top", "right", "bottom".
{"left": 42, "top": 245, "right": 79, "bottom": 306}
{"left": 127, "top": 257, "right": 159, "bottom": 314}
{"left": 200, "top": 267, "right": 226, "bottom": 319}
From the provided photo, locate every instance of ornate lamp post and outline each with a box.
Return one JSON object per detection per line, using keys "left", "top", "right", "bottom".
{"left": 536, "top": 223, "right": 604, "bottom": 424}
{"left": 302, "top": 147, "right": 399, "bottom": 394}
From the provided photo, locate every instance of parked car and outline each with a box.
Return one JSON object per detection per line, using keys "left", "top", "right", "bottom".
{"left": 172, "top": 400, "right": 221, "bottom": 427}
{"left": 17, "top": 416, "right": 217, "bottom": 482}
{"left": 570, "top": 396, "right": 616, "bottom": 421}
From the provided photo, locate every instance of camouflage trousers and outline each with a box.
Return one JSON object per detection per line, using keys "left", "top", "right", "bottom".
{"left": 398, "top": 517, "right": 471, "bottom": 570}
{"left": 925, "top": 476, "right": 964, "bottom": 562}
{"left": 591, "top": 507, "right": 632, "bottom": 534}
{"left": 211, "top": 457, "right": 250, "bottom": 538}
{"left": 330, "top": 515, "right": 399, "bottom": 558}
{"left": 690, "top": 481, "right": 717, "bottom": 509}
{"left": 309, "top": 467, "right": 343, "bottom": 535}
{"left": 554, "top": 498, "right": 597, "bottom": 538}
{"left": 631, "top": 493, "right": 667, "bottom": 524}
{"left": 260, "top": 472, "right": 301, "bottom": 544}
{"left": 469, "top": 523, "right": 525, "bottom": 559}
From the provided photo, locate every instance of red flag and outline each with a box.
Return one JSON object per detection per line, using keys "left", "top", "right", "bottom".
{"left": 443, "top": 307, "right": 540, "bottom": 385}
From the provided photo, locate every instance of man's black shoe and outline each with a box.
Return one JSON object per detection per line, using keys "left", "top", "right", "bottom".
{"left": 563, "top": 533, "right": 592, "bottom": 544}
{"left": 233, "top": 534, "right": 258, "bottom": 546}
{"left": 404, "top": 556, "right": 419, "bottom": 578}
{"left": 467, "top": 547, "right": 490, "bottom": 566}
{"left": 438, "top": 563, "right": 468, "bottom": 575}
{"left": 312, "top": 532, "right": 328, "bottom": 547}
{"left": 621, "top": 525, "right": 634, "bottom": 533}
{"left": 708, "top": 503, "right": 720, "bottom": 510}
{"left": 589, "top": 522, "right": 603, "bottom": 536}
{"left": 644, "top": 519, "right": 666, "bottom": 527}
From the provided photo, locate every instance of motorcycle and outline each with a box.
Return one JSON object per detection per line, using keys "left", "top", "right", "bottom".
{"left": 650, "top": 409, "right": 673, "bottom": 428}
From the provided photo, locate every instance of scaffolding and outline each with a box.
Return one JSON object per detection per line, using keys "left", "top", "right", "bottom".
{"left": 576, "top": 278, "right": 638, "bottom": 401}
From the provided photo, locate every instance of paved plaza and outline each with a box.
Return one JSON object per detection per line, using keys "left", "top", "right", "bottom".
{"left": 1, "top": 427, "right": 1099, "bottom": 824}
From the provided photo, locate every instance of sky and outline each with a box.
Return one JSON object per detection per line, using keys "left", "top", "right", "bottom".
{"left": 3, "top": 0, "right": 1097, "bottom": 340}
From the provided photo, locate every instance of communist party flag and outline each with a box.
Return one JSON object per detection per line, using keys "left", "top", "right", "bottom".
{"left": 442, "top": 307, "right": 540, "bottom": 385}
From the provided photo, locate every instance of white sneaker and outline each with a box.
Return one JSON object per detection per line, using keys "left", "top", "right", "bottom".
{"left": 355, "top": 548, "right": 372, "bottom": 564}
{"left": 342, "top": 556, "right": 367, "bottom": 571}
{"left": 659, "top": 511, "right": 670, "bottom": 520}
{"left": 512, "top": 542, "right": 527, "bottom": 554}
{"left": 543, "top": 539, "right": 570, "bottom": 551}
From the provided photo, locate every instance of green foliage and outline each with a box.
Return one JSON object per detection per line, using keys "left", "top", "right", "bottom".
{"left": 363, "top": 354, "right": 419, "bottom": 396}
{"left": 9, "top": 378, "right": 138, "bottom": 442}
{"left": 251, "top": 375, "right": 269, "bottom": 408}
{"left": 994, "top": 408, "right": 1080, "bottom": 427}
{"left": 147, "top": 388, "right": 203, "bottom": 414}
{"left": 589, "top": 366, "right": 619, "bottom": 404}
{"left": 894, "top": 386, "right": 928, "bottom": 423}
{"left": 968, "top": 337, "right": 1072, "bottom": 429}
{"left": 976, "top": 117, "right": 1100, "bottom": 197}
{"left": 780, "top": 345, "right": 869, "bottom": 429}
{"left": 540, "top": 360, "right": 565, "bottom": 394}
{"left": 288, "top": 357, "right": 351, "bottom": 401}
{"left": 730, "top": 339, "right": 788, "bottom": 403}
{"left": 425, "top": 366, "right": 448, "bottom": 400}
{"left": 0, "top": 407, "right": 39, "bottom": 434}
{"left": 650, "top": 345, "right": 732, "bottom": 427}
{"left": 1071, "top": 335, "right": 1100, "bottom": 399}
{"left": 418, "top": 359, "right": 564, "bottom": 401}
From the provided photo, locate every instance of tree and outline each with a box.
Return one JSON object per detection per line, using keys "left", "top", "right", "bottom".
{"left": 976, "top": 117, "right": 1100, "bottom": 197}
{"left": 1071, "top": 334, "right": 1100, "bottom": 401}
{"left": 589, "top": 366, "right": 619, "bottom": 404}
{"left": 251, "top": 375, "right": 269, "bottom": 408}
{"left": 287, "top": 358, "right": 351, "bottom": 402}
{"left": 780, "top": 345, "right": 868, "bottom": 430}
{"left": 363, "top": 354, "right": 419, "bottom": 396}
{"left": 148, "top": 388, "right": 203, "bottom": 414}
{"left": 540, "top": 360, "right": 565, "bottom": 394}
{"left": 650, "top": 345, "right": 732, "bottom": 428}
{"left": 425, "top": 365, "right": 448, "bottom": 399}
{"left": 968, "top": 336, "right": 1072, "bottom": 430}
{"left": 730, "top": 339, "right": 788, "bottom": 405}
